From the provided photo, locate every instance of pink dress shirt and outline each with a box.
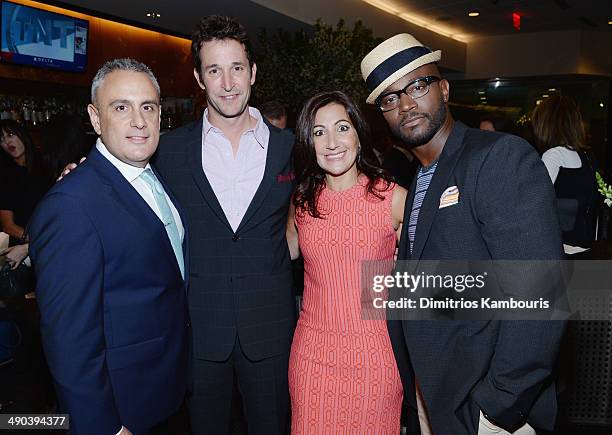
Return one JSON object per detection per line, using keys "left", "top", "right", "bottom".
{"left": 201, "top": 107, "right": 270, "bottom": 232}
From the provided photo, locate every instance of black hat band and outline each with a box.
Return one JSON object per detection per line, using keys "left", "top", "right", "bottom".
{"left": 365, "top": 45, "right": 433, "bottom": 91}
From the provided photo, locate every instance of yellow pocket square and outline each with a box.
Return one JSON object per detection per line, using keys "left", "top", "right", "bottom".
{"left": 439, "top": 185, "right": 459, "bottom": 209}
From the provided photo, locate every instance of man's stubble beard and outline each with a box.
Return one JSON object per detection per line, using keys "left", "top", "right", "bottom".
{"left": 391, "top": 95, "right": 447, "bottom": 148}
{"left": 206, "top": 88, "right": 251, "bottom": 119}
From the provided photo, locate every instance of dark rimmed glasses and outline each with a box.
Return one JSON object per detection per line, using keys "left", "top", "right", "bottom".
{"left": 377, "top": 76, "right": 441, "bottom": 112}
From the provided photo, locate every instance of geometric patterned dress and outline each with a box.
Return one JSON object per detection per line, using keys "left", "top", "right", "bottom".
{"left": 288, "top": 178, "right": 403, "bottom": 434}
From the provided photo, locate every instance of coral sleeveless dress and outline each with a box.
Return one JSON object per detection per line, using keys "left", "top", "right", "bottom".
{"left": 288, "top": 179, "right": 403, "bottom": 434}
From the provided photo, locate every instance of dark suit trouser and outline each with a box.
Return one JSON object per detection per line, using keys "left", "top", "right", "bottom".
{"left": 189, "top": 336, "right": 290, "bottom": 435}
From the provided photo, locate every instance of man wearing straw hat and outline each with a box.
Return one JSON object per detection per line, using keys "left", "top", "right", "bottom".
{"left": 361, "top": 35, "right": 565, "bottom": 435}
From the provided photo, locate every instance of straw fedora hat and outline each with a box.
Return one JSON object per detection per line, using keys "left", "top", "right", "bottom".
{"left": 361, "top": 34, "right": 442, "bottom": 105}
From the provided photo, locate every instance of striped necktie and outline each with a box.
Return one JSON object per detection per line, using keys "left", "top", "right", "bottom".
{"left": 407, "top": 161, "right": 438, "bottom": 255}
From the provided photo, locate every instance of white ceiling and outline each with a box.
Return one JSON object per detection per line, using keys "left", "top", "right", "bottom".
{"left": 53, "top": 0, "right": 311, "bottom": 39}
{"left": 388, "top": 0, "right": 612, "bottom": 38}
{"left": 53, "top": 0, "right": 612, "bottom": 40}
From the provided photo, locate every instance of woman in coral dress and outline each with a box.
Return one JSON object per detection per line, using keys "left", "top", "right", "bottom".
{"left": 286, "top": 91, "right": 408, "bottom": 434}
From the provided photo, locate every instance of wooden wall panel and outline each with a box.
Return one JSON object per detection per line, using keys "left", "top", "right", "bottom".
{"left": 0, "top": 0, "right": 198, "bottom": 97}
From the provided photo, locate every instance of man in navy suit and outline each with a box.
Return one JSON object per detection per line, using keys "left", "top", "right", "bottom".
{"left": 361, "top": 35, "right": 565, "bottom": 435}
{"left": 28, "top": 59, "right": 190, "bottom": 435}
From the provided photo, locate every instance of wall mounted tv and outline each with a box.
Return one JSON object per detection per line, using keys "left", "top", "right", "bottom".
{"left": 0, "top": 1, "right": 88, "bottom": 72}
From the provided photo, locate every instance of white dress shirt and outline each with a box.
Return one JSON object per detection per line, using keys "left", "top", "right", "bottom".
{"left": 541, "top": 146, "right": 586, "bottom": 254}
{"left": 541, "top": 146, "right": 582, "bottom": 184}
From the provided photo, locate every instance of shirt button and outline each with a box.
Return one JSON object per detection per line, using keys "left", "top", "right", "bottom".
{"left": 232, "top": 235, "right": 240, "bottom": 242}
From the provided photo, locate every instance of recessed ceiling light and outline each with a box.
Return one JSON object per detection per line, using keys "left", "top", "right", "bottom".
{"left": 468, "top": 11, "right": 480, "bottom": 17}
{"left": 536, "top": 100, "right": 542, "bottom": 105}
{"left": 600, "top": 103, "right": 605, "bottom": 108}
{"left": 480, "top": 96, "right": 487, "bottom": 100}
{"left": 478, "top": 90, "right": 485, "bottom": 95}
{"left": 542, "top": 94, "right": 550, "bottom": 98}
{"left": 146, "top": 11, "right": 161, "bottom": 18}
{"left": 608, "top": 20, "right": 612, "bottom": 25}
{"left": 548, "top": 88, "right": 556, "bottom": 92}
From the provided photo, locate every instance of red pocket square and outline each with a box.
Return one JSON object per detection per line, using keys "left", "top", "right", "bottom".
{"left": 277, "top": 172, "right": 295, "bottom": 183}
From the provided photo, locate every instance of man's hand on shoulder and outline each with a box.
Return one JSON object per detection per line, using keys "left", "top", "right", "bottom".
{"left": 57, "top": 157, "right": 86, "bottom": 181}
{"left": 116, "top": 426, "right": 132, "bottom": 435}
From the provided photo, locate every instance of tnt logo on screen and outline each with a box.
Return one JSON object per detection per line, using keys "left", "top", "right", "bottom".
{"left": 1, "top": 2, "right": 87, "bottom": 63}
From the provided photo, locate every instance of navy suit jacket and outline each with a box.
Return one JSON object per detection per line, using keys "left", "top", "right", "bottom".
{"left": 391, "top": 122, "right": 566, "bottom": 435}
{"left": 28, "top": 147, "right": 190, "bottom": 435}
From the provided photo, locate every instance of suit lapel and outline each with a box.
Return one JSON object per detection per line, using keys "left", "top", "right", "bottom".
{"left": 187, "top": 121, "right": 233, "bottom": 232}
{"left": 235, "top": 126, "right": 283, "bottom": 234}
{"left": 87, "top": 148, "right": 180, "bottom": 275}
{"left": 411, "top": 122, "right": 468, "bottom": 260}
{"left": 154, "top": 166, "right": 190, "bottom": 286}
{"left": 398, "top": 174, "right": 418, "bottom": 261}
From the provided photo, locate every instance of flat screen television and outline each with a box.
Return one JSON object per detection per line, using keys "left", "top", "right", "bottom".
{"left": 0, "top": 0, "right": 88, "bottom": 72}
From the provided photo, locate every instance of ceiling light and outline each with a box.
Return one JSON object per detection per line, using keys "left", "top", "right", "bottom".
{"left": 542, "top": 94, "right": 550, "bottom": 98}
{"left": 600, "top": 103, "right": 605, "bottom": 108}
{"left": 548, "top": 88, "right": 556, "bottom": 92}
{"left": 480, "top": 96, "right": 487, "bottom": 100}
{"left": 478, "top": 90, "right": 485, "bottom": 95}
{"left": 536, "top": 100, "right": 542, "bottom": 106}
{"left": 362, "top": 0, "right": 470, "bottom": 42}
{"left": 608, "top": 20, "right": 612, "bottom": 25}
{"left": 146, "top": 11, "right": 161, "bottom": 18}
{"left": 468, "top": 11, "right": 479, "bottom": 17}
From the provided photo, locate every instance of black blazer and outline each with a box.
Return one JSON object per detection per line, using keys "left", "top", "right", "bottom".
{"left": 392, "top": 122, "right": 565, "bottom": 435}
{"left": 153, "top": 117, "right": 296, "bottom": 361}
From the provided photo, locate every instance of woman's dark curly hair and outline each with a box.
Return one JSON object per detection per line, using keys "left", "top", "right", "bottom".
{"left": 293, "top": 91, "right": 391, "bottom": 218}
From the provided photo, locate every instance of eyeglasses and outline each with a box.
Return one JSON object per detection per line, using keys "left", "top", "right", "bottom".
{"left": 377, "top": 76, "right": 441, "bottom": 112}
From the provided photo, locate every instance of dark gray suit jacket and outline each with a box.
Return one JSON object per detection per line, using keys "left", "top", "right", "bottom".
{"left": 392, "top": 121, "right": 565, "bottom": 435}
{"left": 153, "top": 118, "right": 296, "bottom": 362}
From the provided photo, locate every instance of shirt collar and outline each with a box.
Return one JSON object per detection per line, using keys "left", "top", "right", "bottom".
{"left": 202, "top": 106, "right": 268, "bottom": 150}
{"left": 95, "top": 138, "right": 151, "bottom": 183}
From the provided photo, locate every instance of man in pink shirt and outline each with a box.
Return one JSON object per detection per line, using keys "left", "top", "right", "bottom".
{"left": 154, "top": 15, "right": 296, "bottom": 435}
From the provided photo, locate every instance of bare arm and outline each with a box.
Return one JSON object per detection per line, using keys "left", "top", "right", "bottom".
{"left": 1, "top": 243, "right": 29, "bottom": 270}
{"left": 392, "top": 186, "right": 408, "bottom": 242}
{"left": 0, "top": 210, "right": 26, "bottom": 240}
{"left": 286, "top": 201, "right": 300, "bottom": 260}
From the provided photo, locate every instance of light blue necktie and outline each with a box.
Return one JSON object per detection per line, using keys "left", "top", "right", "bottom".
{"left": 139, "top": 169, "right": 184, "bottom": 278}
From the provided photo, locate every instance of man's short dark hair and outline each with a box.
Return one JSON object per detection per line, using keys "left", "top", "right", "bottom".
{"left": 259, "top": 100, "right": 287, "bottom": 121}
{"left": 191, "top": 15, "right": 254, "bottom": 76}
